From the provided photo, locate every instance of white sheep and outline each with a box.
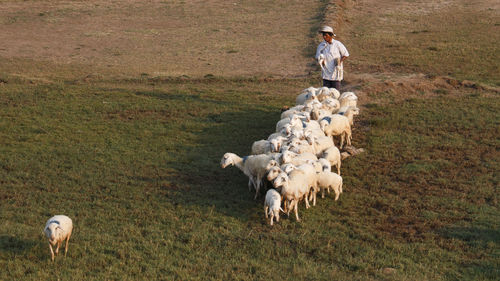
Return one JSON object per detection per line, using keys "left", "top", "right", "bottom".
{"left": 339, "top": 91, "right": 358, "bottom": 108}
{"left": 272, "top": 170, "right": 311, "bottom": 222}
{"left": 322, "top": 146, "right": 341, "bottom": 175}
{"left": 316, "top": 87, "right": 340, "bottom": 101}
{"left": 280, "top": 105, "right": 305, "bottom": 120}
{"left": 44, "top": 215, "right": 73, "bottom": 261}
{"left": 316, "top": 171, "right": 343, "bottom": 200}
{"left": 306, "top": 134, "right": 335, "bottom": 157}
{"left": 280, "top": 150, "right": 318, "bottom": 166}
{"left": 319, "top": 115, "right": 352, "bottom": 149}
{"left": 251, "top": 139, "right": 273, "bottom": 155}
{"left": 295, "top": 87, "right": 317, "bottom": 105}
{"left": 220, "top": 153, "right": 278, "bottom": 199}
{"left": 264, "top": 189, "right": 284, "bottom": 226}
{"left": 337, "top": 106, "right": 360, "bottom": 126}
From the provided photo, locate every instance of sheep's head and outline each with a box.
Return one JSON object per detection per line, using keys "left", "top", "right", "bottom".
{"left": 280, "top": 163, "right": 296, "bottom": 174}
{"left": 319, "top": 119, "right": 329, "bottom": 131}
{"left": 45, "top": 223, "right": 62, "bottom": 245}
{"left": 220, "top": 153, "right": 235, "bottom": 168}
{"left": 330, "top": 88, "right": 341, "bottom": 99}
{"left": 265, "top": 160, "right": 278, "bottom": 171}
{"left": 318, "top": 158, "right": 331, "bottom": 172}
{"left": 267, "top": 166, "right": 282, "bottom": 181}
{"left": 281, "top": 150, "right": 297, "bottom": 164}
{"left": 273, "top": 172, "right": 289, "bottom": 189}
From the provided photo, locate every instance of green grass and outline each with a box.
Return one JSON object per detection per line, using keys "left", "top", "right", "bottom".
{"left": 0, "top": 78, "right": 498, "bottom": 280}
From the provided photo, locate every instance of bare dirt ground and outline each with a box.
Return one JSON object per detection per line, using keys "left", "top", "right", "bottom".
{"left": 0, "top": 0, "right": 324, "bottom": 80}
{"left": 1, "top": 0, "right": 498, "bottom": 95}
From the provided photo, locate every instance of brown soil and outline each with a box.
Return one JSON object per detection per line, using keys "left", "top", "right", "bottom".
{"left": 0, "top": 0, "right": 325, "bottom": 79}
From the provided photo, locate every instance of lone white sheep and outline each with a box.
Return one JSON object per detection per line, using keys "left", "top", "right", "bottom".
{"left": 44, "top": 215, "right": 73, "bottom": 261}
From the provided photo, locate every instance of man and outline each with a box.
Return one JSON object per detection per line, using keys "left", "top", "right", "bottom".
{"left": 315, "top": 25, "right": 349, "bottom": 90}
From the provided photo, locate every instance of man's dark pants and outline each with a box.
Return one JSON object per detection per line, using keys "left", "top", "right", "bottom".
{"left": 323, "top": 79, "right": 341, "bottom": 90}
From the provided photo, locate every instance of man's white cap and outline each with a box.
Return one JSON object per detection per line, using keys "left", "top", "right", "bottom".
{"left": 318, "top": 25, "right": 335, "bottom": 35}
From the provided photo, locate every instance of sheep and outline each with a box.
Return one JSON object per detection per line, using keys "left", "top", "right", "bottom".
{"left": 251, "top": 140, "right": 273, "bottom": 155}
{"left": 322, "top": 146, "right": 341, "bottom": 175}
{"left": 264, "top": 189, "right": 284, "bottom": 226}
{"left": 306, "top": 134, "right": 335, "bottom": 157}
{"left": 339, "top": 91, "right": 358, "bottom": 108}
{"left": 316, "top": 171, "right": 343, "bottom": 200}
{"left": 44, "top": 215, "right": 73, "bottom": 261}
{"left": 319, "top": 115, "right": 352, "bottom": 149}
{"left": 316, "top": 87, "right": 340, "bottom": 101}
{"left": 337, "top": 106, "right": 360, "bottom": 126}
{"left": 221, "top": 153, "right": 278, "bottom": 199}
{"left": 272, "top": 170, "right": 311, "bottom": 222}
{"left": 296, "top": 87, "right": 317, "bottom": 105}
{"left": 322, "top": 97, "right": 341, "bottom": 113}
{"left": 276, "top": 114, "right": 305, "bottom": 133}
{"left": 280, "top": 105, "right": 305, "bottom": 120}
{"left": 280, "top": 150, "right": 318, "bottom": 166}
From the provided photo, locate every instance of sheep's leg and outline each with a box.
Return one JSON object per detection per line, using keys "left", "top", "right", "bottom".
{"left": 65, "top": 231, "right": 72, "bottom": 257}
{"left": 321, "top": 186, "right": 325, "bottom": 198}
{"left": 337, "top": 163, "right": 341, "bottom": 175}
{"left": 287, "top": 200, "right": 295, "bottom": 216}
{"left": 269, "top": 213, "right": 274, "bottom": 226}
{"left": 275, "top": 211, "right": 280, "bottom": 222}
{"left": 340, "top": 182, "right": 343, "bottom": 193}
{"left": 312, "top": 190, "right": 317, "bottom": 206}
{"left": 340, "top": 133, "right": 345, "bottom": 149}
{"left": 264, "top": 206, "right": 269, "bottom": 219}
{"left": 55, "top": 241, "right": 60, "bottom": 255}
{"left": 48, "top": 243, "right": 55, "bottom": 261}
{"left": 304, "top": 193, "right": 311, "bottom": 209}
{"left": 248, "top": 179, "right": 253, "bottom": 191}
{"left": 334, "top": 185, "right": 340, "bottom": 201}
{"left": 254, "top": 178, "right": 261, "bottom": 200}
{"left": 294, "top": 200, "right": 301, "bottom": 222}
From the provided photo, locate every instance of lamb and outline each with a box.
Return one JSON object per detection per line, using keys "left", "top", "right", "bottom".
{"left": 319, "top": 115, "right": 352, "bottom": 149}
{"left": 44, "top": 215, "right": 73, "bottom": 261}
{"left": 221, "top": 153, "right": 278, "bottom": 199}
{"left": 322, "top": 146, "right": 341, "bottom": 175}
{"left": 316, "top": 171, "right": 343, "bottom": 200}
{"left": 264, "top": 189, "right": 284, "bottom": 226}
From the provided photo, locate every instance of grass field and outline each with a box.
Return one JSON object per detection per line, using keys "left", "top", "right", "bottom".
{"left": 0, "top": 0, "right": 499, "bottom": 280}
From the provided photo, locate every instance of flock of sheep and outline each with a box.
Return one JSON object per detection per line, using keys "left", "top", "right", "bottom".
{"left": 41, "top": 86, "right": 359, "bottom": 262}
{"left": 221, "top": 86, "right": 360, "bottom": 225}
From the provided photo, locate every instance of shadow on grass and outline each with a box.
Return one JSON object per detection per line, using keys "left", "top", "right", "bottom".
{"left": 169, "top": 107, "right": 281, "bottom": 221}
{"left": 0, "top": 235, "right": 38, "bottom": 254}
{"left": 437, "top": 226, "right": 500, "bottom": 245}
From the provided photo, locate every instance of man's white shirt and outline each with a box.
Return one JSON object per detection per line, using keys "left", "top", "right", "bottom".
{"left": 315, "top": 40, "right": 349, "bottom": 81}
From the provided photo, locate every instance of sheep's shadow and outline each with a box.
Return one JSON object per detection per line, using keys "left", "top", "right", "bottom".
{"left": 0, "top": 235, "right": 37, "bottom": 254}
{"left": 172, "top": 108, "right": 282, "bottom": 221}
{"left": 128, "top": 93, "right": 283, "bottom": 221}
